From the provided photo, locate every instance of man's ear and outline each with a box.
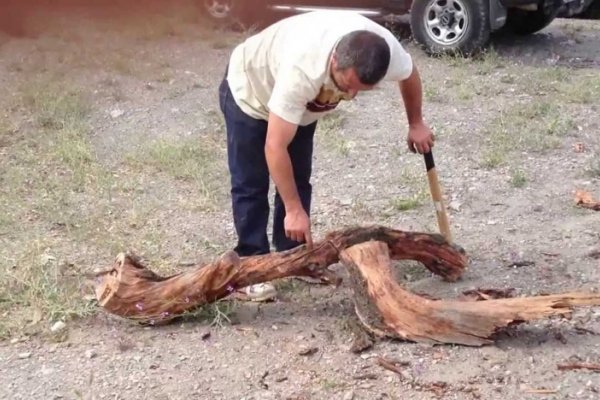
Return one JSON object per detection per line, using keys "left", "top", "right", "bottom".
{"left": 330, "top": 52, "right": 338, "bottom": 70}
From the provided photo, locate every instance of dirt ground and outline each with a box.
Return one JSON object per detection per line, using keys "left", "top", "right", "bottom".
{"left": 1, "top": 2, "right": 599, "bottom": 400}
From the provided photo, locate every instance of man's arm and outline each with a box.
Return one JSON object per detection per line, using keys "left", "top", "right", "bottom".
{"left": 264, "top": 112, "right": 313, "bottom": 247}
{"left": 399, "top": 65, "right": 434, "bottom": 154}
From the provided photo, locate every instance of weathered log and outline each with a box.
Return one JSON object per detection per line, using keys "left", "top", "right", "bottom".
{"left": 340, "top": 240, "right": 600, "bottom": 346}
{"left": 95, "top": 226, "right": 467, "bottom": 324}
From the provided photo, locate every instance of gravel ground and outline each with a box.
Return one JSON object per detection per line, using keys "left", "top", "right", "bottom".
{"left": 0, "top": 2, "right": 599, "bottom": 400}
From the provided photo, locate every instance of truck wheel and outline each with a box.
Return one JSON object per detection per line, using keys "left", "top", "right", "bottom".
{"left": 505, "top": 0, "right": 560, "bottom": 35}
{"left": 410, "top": 0, "right": 490, "bottom": 56}
{"left": 201, "top": 0, "right": 266, "bottom": 27}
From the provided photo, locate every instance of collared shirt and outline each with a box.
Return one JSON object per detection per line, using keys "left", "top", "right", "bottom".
{"left": 226, "top": 10, "right": 413, "bottom": 126}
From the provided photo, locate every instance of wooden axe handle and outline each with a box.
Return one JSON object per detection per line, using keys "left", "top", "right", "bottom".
{"left": 423, "top": 151, "right": 452, "bottom": 243}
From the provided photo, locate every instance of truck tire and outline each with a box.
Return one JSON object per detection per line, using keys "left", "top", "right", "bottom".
{"left": 505, "top": 0, "right": 560, "bottom": 35}
{"left": 201, "top": 0, "right": 266, "bottom": 28}
{"left": 410, "top": 0, "right": 490, "bottom": 56}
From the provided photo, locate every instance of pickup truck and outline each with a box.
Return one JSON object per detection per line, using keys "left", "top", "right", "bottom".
{"left": 201, "top": 0, "right": 584, "bottom": 55}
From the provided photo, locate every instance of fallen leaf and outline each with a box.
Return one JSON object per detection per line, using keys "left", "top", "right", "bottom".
{"left": 575, "top": 189, "right": 600, "bottom": 211}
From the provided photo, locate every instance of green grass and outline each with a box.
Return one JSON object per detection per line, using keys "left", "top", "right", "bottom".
{"left": 510, "top": 169, "right": 528, "bottom": 188}
{"left": 480, "top": 101, "right": 575, "bottom": 168}
{"left": 390, "top": 194, "right": 423, "bottom": 211}
{"left": 0, "top": 81, "right": 116, "bottom": 338}
{"left": 586, "top": 158, "right": 600, "bottom": 178}
{"left": 0, "top": 240, "right": 97, "bottom": 338}
{"left": 317, "top": 112, "right": 350, "bottom": 156}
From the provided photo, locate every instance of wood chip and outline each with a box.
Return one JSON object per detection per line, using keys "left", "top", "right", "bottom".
{"left": 375, "top": 356, "right": 409, "bottom": 376}
{"left": 573, "top": 142, "right": 585, "bottom": 153}
{"left": 575, "top": 189, "right": 600, "bottom": 211}
{"left": 557, "top": 363, "right": 600, "bottom": 372}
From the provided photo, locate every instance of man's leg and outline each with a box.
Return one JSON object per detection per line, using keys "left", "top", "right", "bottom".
{"left": 273, "top": 121, "right": 317, "bottom": 252}
{"left": 219, "top": 77, "right": 270, "bottom": 256}
{"left": 219, "top": 76, "right": 277, "bottom": 301}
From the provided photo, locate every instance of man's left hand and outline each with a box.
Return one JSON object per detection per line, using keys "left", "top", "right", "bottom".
{"left": 406, "top": 122, "right": 434, "bottom": 154}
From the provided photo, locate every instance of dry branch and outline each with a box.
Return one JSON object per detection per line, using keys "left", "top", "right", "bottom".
{"left": 339, "top": 240, "right": 600, "bottom": 346}
{"left": 93, "top": 225, "right": 600, "bottom": 347}
{"left": 95, "top": 226, "right": 466, "bottom": 324}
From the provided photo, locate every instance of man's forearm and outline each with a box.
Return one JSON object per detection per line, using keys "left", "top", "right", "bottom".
{"left": 265, "top": 144, "right": 303, "bottom": 212}
{"left": 399, "top": 66, "right": 424, "bottom": 126}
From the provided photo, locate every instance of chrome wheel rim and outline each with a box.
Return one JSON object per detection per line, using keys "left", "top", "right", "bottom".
{"left": 424, "top": 0, "right": 469, "bottom": 46}
{"left": 204, "top": 0, "right": 233, "bottom": 19}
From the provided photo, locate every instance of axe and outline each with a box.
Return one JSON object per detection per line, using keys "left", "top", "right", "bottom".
{"left": 423, "top": 151, "right": 452, "bottom": 243}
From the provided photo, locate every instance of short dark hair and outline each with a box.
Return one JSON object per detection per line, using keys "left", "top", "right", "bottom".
{"left": 335, "top": 30, "right": 391, "bottom": 85}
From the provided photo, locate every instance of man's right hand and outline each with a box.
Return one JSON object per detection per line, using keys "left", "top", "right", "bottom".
{"left": 284, "top": 207, "right": 313, "bottom": 249}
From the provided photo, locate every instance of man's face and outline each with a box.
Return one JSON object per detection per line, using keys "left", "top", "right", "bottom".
{"left": 330, "top": 54, "right": 375, "bottom": 99}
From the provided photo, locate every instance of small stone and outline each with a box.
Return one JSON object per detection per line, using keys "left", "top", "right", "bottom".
{"left": 110, "top": 109, "right": 124, "bottom": 118}
{"left": 18, "top": 352, "right": 31, "bottom": 359}
{"left": 340, "top": 198, "right": 352, "bottom": 206}
{"left": 343, "top": 390, "right": 355, "bottom": 400}
{"left": 85, "top": 349, "right": 96, "bottom": 359}
{"left": 41, "top": 365, "right": 54, "bottom": 375}
{"left": 10, "top": 338, "right": 19, "bottom": 344}
{"left": 449, "top": 201, "right": 462, "bottom": 211}
{"left": 50, "top": 321, "right": 66, "bottom": 332}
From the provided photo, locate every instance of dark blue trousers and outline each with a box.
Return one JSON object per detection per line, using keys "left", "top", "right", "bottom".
{"left": 218, "top": 76, "right": 316, "bottom": 257}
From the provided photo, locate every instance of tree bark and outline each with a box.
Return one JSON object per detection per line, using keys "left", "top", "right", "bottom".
{"left": 340, "top": 240, "right": 600, "bottom": 346}
{"left": 94, "top": 225, "right": 600, "bottom": 346}
{"left": 95, "top": 226, "right": 466, "bottom": 324}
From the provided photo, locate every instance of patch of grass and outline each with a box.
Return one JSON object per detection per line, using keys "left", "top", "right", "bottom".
{"left": 21, "top": 82, "right": 90, "bottom": 130}
{"left": 481, "top": 148, "right": 506, "bottom": 169}
{"left": 320, "top": 379, "right": 341, "bottom": 390}
{"left": 510, "top": 169, "right": 528, "bottom": 188}
{"left": 132, "top": 138, "right": 219, "bottom": 181}
{"left": 125, "top": 136, "right": 225, "bottom": 208}
{"left": 474, "top": 47, "right": 503, "bottom": 75}
{"left": 110, "top": 55, "right": 134, "bottom": 75}
{"left": 0, "top": 81, "right": 124, "bottom": 338}
{"left": 521, "top": 67, "right": 600, "bottom": 104}
{"left": 180, "top": 300, "right": 237, "bottom": 328}
{"left": 317, "top": 112, "right": 350, "bottom": 156}
{"left": 0, "top": 240, "right": 96, "bottom": 338}
{"left": 390, "top": 190, "right": 427, "bottom": 211}
{"left": 586, "top": 158, "right": 600, "bottom": 177}
{"left": 480, "top": 101, "right": 575, "bottom": 167}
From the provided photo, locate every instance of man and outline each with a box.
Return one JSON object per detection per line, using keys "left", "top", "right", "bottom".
{"left": 218, "top": 10, "right": 434, "bottom": 301}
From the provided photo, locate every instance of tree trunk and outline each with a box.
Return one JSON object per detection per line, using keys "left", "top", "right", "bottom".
{"left": 340, "top": 240, "right": 600, "bottom": 346}
{"left": 95, "top": 226, "right": 467, "bottom": 324}
{"left": 94, "top": 225, "right": 600, "bottom": 346}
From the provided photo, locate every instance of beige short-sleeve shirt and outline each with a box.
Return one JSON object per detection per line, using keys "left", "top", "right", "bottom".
{"left": 226, "top": 10, "right": 413, "bottom": 126}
